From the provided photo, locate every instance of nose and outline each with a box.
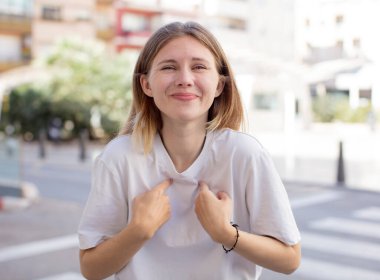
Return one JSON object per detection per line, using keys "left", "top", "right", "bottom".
{"left": 175, "top": 68, "right": 194, "bottom": 87}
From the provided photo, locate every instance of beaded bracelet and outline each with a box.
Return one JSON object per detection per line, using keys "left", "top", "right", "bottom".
{"left": 222, "top": 223, "right": 239, "bottom": 254}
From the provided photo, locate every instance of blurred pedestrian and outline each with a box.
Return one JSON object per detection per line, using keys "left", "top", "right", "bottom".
{"left": 78, "top": 21, "right": 301, "bottom": 280}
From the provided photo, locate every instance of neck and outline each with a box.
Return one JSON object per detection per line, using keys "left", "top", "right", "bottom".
{"left": 160, "top": 122, "right": 207, "bottom": 173}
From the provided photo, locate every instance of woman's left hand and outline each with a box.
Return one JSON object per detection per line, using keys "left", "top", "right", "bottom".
{"left": 194, "top": 182, "right": 234, "bottom": 244}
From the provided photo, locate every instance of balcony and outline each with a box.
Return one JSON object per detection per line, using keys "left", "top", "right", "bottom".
{"left": 115, "top": 31, "right": 151, "bottom": 51}
{"left": 0, "top": 14, "right": 31, "bottom": 34}
{"left": 96, "top": 0, "right": 115, "bottom": 6}
{"left": 96, "top": 28, "right": 115, "bottom": 41}
{"left": 303, "top": 45, "right": 346, "bottom": 64}
{"left": 0, "top": 60, "right": 29, "bottom": 73}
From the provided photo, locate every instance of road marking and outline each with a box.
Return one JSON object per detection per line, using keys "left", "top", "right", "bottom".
{"left": 0, "top": 234, "right": 78, "bottom": 263}
{"left": 310, "top": 217, "right": 380, "bottom": 239}
{"left": 301, "top": 231, "right": 380, "bottom": 261}
{"left": 37, "top": 272, "right": 84, "bottom": 280}
{"left": 295, "top": 257, "right": 380, "bottom": 280}
{"left": 290, "top": 191, "right": 342, "bottom": 209}
{"left": 353, "top": 207, "right": 380, "bottom": 221}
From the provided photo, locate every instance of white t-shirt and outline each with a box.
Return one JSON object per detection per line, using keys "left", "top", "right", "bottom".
{"left": 78, "top": 129, "right": 300, "bottom": 280}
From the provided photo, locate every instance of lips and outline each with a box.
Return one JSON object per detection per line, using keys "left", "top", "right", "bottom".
{"left": 171, "top": 93, "right": 198, "bottom": 101}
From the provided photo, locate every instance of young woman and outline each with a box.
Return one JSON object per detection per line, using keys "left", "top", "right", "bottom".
{"left": 78, "top": 21, "right": 301, "bottom": 280}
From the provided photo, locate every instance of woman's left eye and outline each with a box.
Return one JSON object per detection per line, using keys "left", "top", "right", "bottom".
{"left": 193, "top": 65, "right": 207, "bottom": 70}
{"left": 161, "top": 65, "right": 176, "bottom": 70}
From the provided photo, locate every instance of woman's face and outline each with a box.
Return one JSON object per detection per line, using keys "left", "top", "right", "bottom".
{"left": 140, "top": 36, "right": 224, "bottom": 127}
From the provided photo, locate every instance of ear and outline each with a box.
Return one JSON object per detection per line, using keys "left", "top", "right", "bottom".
{"left": 140, "top": 74, "right": 153, "bottom": 97}
{"left": 215, "top": 76, "right": 226, "bottom": 97}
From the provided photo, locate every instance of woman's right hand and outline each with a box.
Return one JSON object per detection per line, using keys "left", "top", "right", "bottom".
{"left": 130, "top": 179, "right": 173, "bottom": 239}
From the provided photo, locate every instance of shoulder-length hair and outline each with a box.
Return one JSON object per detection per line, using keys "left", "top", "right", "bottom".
{"left": 119, "top": 21, "right": 244, "bottom": 153}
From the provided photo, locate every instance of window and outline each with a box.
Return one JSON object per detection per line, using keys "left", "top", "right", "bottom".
{"left": 74, "top": 10, "right": 91, "bottom": 22}
{"left": 253, "top": 93, "right": 278, "bottom": 110}
{"left": 227, "top": 18, "right": 246, "bottom": 30}
{"left": 335, "top": 14, "right": 344, "bottom": 25}
{"left": 121, "top": 13, "right": 150, "bottom": 33}
{"left": 336, "top": 40, "right": 343, "bottom": 49}
{"left": 0, "top": 0, "right": 31, "bottom": 16}
{"left": 353, "top": 38, "right": 361, "bottom": 48}
{"left": 42, "top": 6, "right": 62, "bottom": 21}
{"left": 218, "top": 17, "right": 247, "bottom": 31}
{"left": 359, "top": 89, "right": 371, "bottom": 99}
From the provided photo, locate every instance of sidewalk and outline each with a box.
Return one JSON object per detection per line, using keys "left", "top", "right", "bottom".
{"left": 0, "top": 180, "right": 39, "bottom": 211}
{"left": 253, "top": 123, "right": 380, "bottom": 192}
{"left": 0, "top": 137, "right": 39, "bottom": 211}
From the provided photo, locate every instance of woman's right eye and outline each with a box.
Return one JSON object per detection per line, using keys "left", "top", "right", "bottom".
{"left": 161, "top": 65, "right": 176, "bottom": 71}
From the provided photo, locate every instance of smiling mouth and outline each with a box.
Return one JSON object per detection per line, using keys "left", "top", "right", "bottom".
{"left": 171, "top": 93, "right": 198, "bottom": 101}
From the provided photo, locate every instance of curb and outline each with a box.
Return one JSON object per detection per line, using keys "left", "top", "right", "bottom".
{"left": 0, "top": 181, "right": 39, "bottom": 211}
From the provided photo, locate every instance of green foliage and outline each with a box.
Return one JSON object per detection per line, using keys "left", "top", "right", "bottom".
{"left": 2, "top": 37, "right": 134, "bottom": 140}
{"left": 6, "top": 85, "right": 50, "bottom": 135}
{"left": 312, "top": 94, "right": 373, "bottom": 123}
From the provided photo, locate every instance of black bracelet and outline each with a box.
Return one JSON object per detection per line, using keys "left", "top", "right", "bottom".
{"left": 222, "top": 223, "right": 239, "bottom": 254}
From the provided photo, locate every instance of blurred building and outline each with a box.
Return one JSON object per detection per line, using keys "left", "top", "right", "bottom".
{"left": 295, "top": 0, "right": 380, "bottom": 110}
{"left": 1, "top": 0, "right": 379, "bottom": 133}
{"left": 235, "top": 0, "right": 306, "bottom": 131}
{"left": 0, "top": 0, "right": 313, "bottom": 132}
{"left": 93, "top": 0, "right": 256, "bottom": 53}
{"left": 95, "top": 0, "right": 116, "bottom": 51}
{"left": 0, "top": 0, "right": 32, "bottom": 73}
{"left": 32, "top": 0, "right": 96, "bottom": 58}
{"left": 230, "top": 0, "right": 380, "bottom": 131}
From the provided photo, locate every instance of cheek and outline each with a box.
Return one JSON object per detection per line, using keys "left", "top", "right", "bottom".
{"left": 200, "top": 80, "right": 219, "bottom": 96}
{"left": 152, "top": 76, "right": 174, "bottom": 93}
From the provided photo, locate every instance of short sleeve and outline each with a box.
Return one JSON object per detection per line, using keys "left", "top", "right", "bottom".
{"left": 78, "top": 155, "right": 128, "bottom": 249}
{"left": 246, "top": 149, "right": 300, "bottom": 245}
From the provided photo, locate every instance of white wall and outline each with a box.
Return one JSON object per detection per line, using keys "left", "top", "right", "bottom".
{"left": 295, "top": 0, "right": 380, "bottom": 63}
{"left": 0, "top": 35, "right": 21, "bottom": 61}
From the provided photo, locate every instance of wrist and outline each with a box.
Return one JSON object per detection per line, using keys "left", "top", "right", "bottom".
{"left": 219, "top": 223, "right": 238, "bottom": 247}
{"left": 128, "top": 220, "right": 154, "bottom": 241}
{"left": 222, "top": 223, "right": 239, "bottom": 254}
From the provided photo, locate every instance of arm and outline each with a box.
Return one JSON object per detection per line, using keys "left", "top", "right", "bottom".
{"left": 194, "top": 182, "right": 301, "bottom": 274}
{"left": 80, "top": 222, "right": 149, "bottom": 280}
{"left": 222, "top": 226, "right": 301, "bottom": 274}
{"left": 80, "top": 179, "right": 172, "bottom": 280}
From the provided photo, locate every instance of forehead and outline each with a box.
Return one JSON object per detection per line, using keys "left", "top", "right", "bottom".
{"left": 152, "top": 35, "right": 216, "bottom": 63}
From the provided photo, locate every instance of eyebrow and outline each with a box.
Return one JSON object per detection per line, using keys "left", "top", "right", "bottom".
{"left": 156, "top": 57, "right": 211, "bottom": 66}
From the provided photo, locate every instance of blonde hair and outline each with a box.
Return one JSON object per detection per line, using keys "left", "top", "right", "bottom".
{"left": 119, "top": 21, "right": 244, "bottom": 153}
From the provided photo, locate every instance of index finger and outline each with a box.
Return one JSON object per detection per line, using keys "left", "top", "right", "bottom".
{"left": 154, "top": 179, "right": 173, "bottom": 193}
{"left": 198, "top": 181, "right": 210, "bottom": 192}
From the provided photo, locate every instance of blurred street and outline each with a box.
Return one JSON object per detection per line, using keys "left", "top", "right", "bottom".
{"left": 0, "top": 134, "right": 379, "bottom": 280}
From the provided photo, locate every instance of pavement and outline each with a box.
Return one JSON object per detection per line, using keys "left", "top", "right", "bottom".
{"left": 253, "top": 123, "right": 380, "bottom": 192}
{"left": 0, "top": 137, "right": 39, "bottom": 211}
{"left": 0, "top": 180, "right": 39, "bottom": 211}
{"left": 262, "top": 184, "right": 380, "bottom": 280}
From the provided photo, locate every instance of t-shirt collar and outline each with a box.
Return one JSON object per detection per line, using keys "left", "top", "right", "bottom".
{"left": 154, "top": 131, "right": 213, "bottom": 180}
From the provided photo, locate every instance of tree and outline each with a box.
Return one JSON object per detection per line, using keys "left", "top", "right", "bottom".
{"left": 3, "top": 37, "right": 134, "bottom": 141}
{"left": 312, "top": 93, "right": 373, "bottom": 123}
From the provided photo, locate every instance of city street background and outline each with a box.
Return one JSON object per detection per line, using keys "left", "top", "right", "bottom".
{"left": 1, "top": 0, "right": 380, "bottom": 279}
{"left": 0, "top": 124, "right": 380, "bottom": 279}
